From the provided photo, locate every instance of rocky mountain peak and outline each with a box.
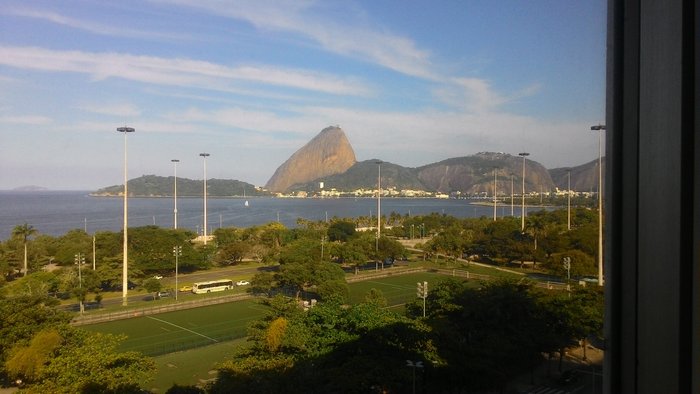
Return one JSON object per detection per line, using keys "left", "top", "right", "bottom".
{"left": 265, "top": 126, "right": 357, "bottom": 192}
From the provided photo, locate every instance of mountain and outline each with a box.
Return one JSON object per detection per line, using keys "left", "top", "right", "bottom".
{"left": 287, "top": 152, "right": 556, "bottom": 195}
{"left": 265, "top": 126, "right": 356, "bottom": 192}
{"left": 289, "top": 160, "right": 426, "bottom": 192}
{"left": 92, "top": 175, "right": 266, "bottom": 197}
{"left": 417, "top": 153, "right": 555, "bottom": 194}
{"left": 549, "top": 158, "right": 605, "bottom": 192}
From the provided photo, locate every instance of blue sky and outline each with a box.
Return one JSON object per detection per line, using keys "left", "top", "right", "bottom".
{"left": 0, "top": 0, "right": 606, "bottom": 190}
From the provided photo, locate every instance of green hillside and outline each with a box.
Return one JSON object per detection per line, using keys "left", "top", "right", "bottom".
{"left": 92, "top": 175, "right": 270, "bottom": 197}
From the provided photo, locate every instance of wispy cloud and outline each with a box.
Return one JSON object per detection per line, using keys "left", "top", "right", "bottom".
{"left": 152, "top": 0, "right": 437, "bottom": 80}
{"left": 0, "top": 46, "right": 371, "bottom": 97}
{"left": 434, "top": 78, "right": 542, "bottom": 113}
{"left": 77, "top": 103, "right": 142, "bottom": 117}
{"left": 4, "top": 7, "right": 190, "bottom": 41}
{"left": 0, "top": 114, "right": 53, "bottom": 125}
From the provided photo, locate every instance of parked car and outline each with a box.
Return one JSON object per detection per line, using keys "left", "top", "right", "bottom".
{"left": 236, "top": 280, "right": 250, "bottom": 286}
{"left": 179, "top": 285, "right": 192, "bottom": 292}
{"left": 156, "top": 290, "right": 171, "bottom": 298}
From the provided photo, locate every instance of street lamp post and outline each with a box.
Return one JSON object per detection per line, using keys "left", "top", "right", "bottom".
{"left": 75, "top": 253, "right": 85, "bottom": 314}
{"left": 510, "top": 173, "right": 515, "bottom": 217}
{"left": 376, "top": 160, "right": 383, "bottom": 253}
{"left": 493, "top": 167, "right": 498, "bottom": 221}
{"left": 567, "top": 169, "right": 572, "bottom": 231}
{"left": 199, "top": 153, "right": 210, "bottom": 245}
{"left": 117, "top": 126, "right": 134, "bottom": 306}
{"left": 518, "top": 152, "right": 530, "bottom": 231}
{"left": 173, "top": 246, "right": 181, "bottom": 301}
{"left": 172, "top": 159, "right": 179, "bottom": 229}
{"left": 591, "top": 124, "right": 606, "bottom": 286}
{"left": 406, "top": 360, "right": 424, "bottom": 394}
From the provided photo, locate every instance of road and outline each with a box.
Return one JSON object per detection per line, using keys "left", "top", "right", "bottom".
{"left": 66, "top": 263, "right": 272, "bottom": 310}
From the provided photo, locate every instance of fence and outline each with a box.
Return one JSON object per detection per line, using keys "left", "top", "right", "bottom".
{"left": 73, "top": 266, "right": 570, "bottom": 326}
{"left": 71, "top": 292, "right": 254, "bottom": 326}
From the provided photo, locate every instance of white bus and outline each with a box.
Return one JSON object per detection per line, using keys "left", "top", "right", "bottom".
{"left": 192, "top": 279, "right": 234, "bottom": 294}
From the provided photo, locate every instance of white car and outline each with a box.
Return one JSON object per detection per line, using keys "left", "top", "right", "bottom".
{"left": 154, "top": 275, "right": 163, "bottom": 280}
{"left": 236, "top": 280, "right": 250, "bottom": 286}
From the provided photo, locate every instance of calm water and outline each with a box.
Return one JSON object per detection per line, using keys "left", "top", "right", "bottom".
{"left": 0, "top": 191, "right": 525, "bottom": 240}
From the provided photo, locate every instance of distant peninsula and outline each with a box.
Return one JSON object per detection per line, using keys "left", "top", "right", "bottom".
{"left": 12, "top": 185, "right": 49, "bottom": 192}
{"left": 92, "top": 175, "right": 268, "bottom": 198}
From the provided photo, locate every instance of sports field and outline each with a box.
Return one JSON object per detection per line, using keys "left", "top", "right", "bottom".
{"left": 83, "top": 299, "right": 268, "bottom": 356}
{"left": 84, "top": 272, "right": 475, "bottom": 356}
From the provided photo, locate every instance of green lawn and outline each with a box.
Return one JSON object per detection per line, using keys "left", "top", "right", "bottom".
{"left": 83, "top": 299, "right": 267, "bottom": 356}
{"left": 148, "top": 338, "right": 247, "bottom": 393}
{"left": 86, "top": 271, "right": 483, "bottom": 392}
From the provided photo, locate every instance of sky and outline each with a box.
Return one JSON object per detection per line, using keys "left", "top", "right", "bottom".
{"left": 0, "top": 0, "right": 607, "bottom": 190}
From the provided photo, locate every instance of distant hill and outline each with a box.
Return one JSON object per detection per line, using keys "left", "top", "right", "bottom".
{"left": 92, "top": 175, "right": 268, "bottom": 197}
{"left": 12, "top": 185, "right": 49, "bottom": 191}
{"left": 549, "top": 158, "right": 605, "bottom": 192}
{"left": 265, "top": 126, "right": 356, "bottom": 192}
{"left": 416, "top": 153, "right": 555, "bottom": 194}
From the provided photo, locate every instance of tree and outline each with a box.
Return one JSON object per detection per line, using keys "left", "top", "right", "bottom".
{"left": 327, "top": 220, "right": 356, "bottom": 242}
{"left": 12, "top": 223, "right": 37, "bottom": 277}
{"left": 27, "top": 328, "right": 155, "bottom": 393}
{"left": 315, "top": 280, "right": 349, "bottom": 303}
{"left": 215, "top": 240, "right": 250, "bottom": 265}
{"left": 143, "top": 277, "right": 163, "bottom": 300}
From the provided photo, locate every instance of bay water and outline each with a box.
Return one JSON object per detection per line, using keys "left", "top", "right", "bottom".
{"left": 0, "top": 191, "right": 523, "bottom": 240}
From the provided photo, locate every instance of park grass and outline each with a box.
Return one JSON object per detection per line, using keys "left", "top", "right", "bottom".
{"left": 86, "top": 271, "right": 494, "bottom": 392}
{"left": 148, "top": 338, "right": 248, "bottom": 393}
{"left": 82, "top": 299, "right": 267, "bottom": 356}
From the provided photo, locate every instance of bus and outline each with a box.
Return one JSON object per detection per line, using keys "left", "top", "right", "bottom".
{"left": 192, "top": 279, "right": 234, "bottom": 294}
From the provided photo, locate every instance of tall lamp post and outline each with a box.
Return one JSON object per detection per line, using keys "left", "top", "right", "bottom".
{"left": 493, "top": 167, "right": 498, "bottom": 221}
{"left": 567, "top": 168, "right": 572, "bottom": 231}
{"left": 117, "top": 126, "right": 134, "bottom": 306}
{"left": 510, "top": 173, "right": 515, "bottom": 217}
{"left": 75, "top": 253, "right": 85, "bottom": 314}
{"left": 591, "top": 124, "right": 606, "bottom": 286}
{"left": 172, "top": 159, "right": 179, "bottom": 229}
{"left": 376, "top": 160, "right": 383, "bottom": 252}
{"left": 173, "top": 246, "right": 181, "bottom": 301}
{"left": 199, "top": 153, "right": 210, "bottom": 245}
{"left": 518, "top": 152, "right": 530, "bottom": 231}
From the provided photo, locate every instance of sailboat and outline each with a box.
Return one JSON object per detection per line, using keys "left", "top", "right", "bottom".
{"left": 243, "top": 187, "right": 249, "bottom": 207}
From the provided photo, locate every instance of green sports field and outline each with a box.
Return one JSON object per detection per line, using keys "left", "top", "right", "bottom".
{"left": 84, "top": 272, "right": 476, "bottom": 356}
{"left": 83, "top": 299, "right": 268, "bottom": 356}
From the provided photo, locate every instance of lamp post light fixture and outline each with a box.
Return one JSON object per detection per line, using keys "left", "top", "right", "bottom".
{"left": 518, "top": 152, "right": 530, "bottom": 231}
{"left": 172, "top": 159, "right": 179, "bottom": 229}
{"left": 591, "top": 124, "right": 606, "bottom": 286}
{"left": 117, "top": 126, "right": 134, "bottom": 306}
{"left": 406, "top": 360, "right": 424, "bottom": 394}
{"left": 199, "top": 153, "right": 210, "bottom": 245}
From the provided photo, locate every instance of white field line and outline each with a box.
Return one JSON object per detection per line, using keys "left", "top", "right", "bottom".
{"left": 146, "top": 316, "right": 219, "bottom": 343}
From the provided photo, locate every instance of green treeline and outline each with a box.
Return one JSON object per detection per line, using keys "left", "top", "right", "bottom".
{"left": 0, "top": 208, "right": 602, "bottom": 392}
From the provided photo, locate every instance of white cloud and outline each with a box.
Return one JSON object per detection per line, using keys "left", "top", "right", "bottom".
{"left": 0, "top": 115, "right": 53, "bottom": 125}
{"left": 77, "top": 103, "right": 142, "bottom": 117}
{"left": 0, "top": 46, "right": 371, "bottom": 96}
{"left": 434, "top": 78, "right": 542, "bottom": 113}
{"left": 4, "top": 7, "right": 190, "bottom": 41}
{"left": 151, "top": 0, "right": 438, "bottom": 80}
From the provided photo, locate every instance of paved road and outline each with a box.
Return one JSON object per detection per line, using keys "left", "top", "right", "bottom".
{"left": 65, "top": 263, "right": 272, "bottom": 310}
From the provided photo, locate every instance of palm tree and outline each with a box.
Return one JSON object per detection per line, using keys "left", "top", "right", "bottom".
{"left": 12, "top": 223, "right": 37, "bottom": 276}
